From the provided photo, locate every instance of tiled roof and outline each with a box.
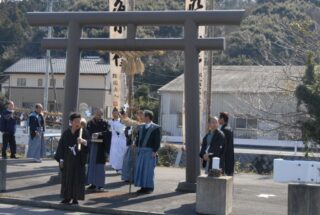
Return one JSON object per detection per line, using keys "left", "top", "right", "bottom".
{"left": 4, "top": 57, "right": 109, "bottom": 75}
{"left": 158, "top": 65, "right": 306, "bottom": 93}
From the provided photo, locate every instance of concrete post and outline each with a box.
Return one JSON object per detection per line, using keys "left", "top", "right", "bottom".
{"left": 288, "top": 183, "right": 320, "bottom": 215}
{"left": 0, "top": 160, "right": 7, "bottom": 192}
{"left": 196, "top": 175, "right": 233, "bottom": 215}
{"left": 61, "top": 21, "right": 82, "bottom": 131}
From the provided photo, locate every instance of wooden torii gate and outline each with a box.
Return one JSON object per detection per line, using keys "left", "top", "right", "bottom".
{"left": 27, "top": 10, "right": 244, "bottom": 192}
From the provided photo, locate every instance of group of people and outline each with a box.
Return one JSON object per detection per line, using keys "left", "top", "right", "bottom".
{"left": 199, "top": 112, "right": 235, "bottom": 176}
{"left": 0, "top": 101, "right": 45, "bottom": 161}
{"left": 1, "top": 100, "right": 234, "bottom": 205}
{"left": 54, "top": 108, "right": 161, "bottom": 205}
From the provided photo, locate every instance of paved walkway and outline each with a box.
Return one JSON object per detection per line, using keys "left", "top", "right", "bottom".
{"left": 0, "top": 203, "right": 93, "bottom": 215}
{"left": 0, "top": 159, "right": 288, "bottom": 215}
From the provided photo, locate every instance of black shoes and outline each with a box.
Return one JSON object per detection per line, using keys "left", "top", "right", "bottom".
{"left": 136, "top": 188, "right": 154, "bottom": 194}
{"left": 96, "top": 187, "right": 105, "bottom": 192}
{"left": 60, "top": 199, "right": 78, "bottom": 205}
{"left": 2, "top": 153, "right": 18, "bottom": 159}
{"left": 71, "top": 200, "right": 79, "bottom": 205}
{"left": 87, "top": 184, "right": 105, "bottom": 192}
{"left": 60, "top": 199, "right": 71, "bottom": 204}
{"left": 87, "top": 185, "right": 96, "bottom": 190}
{"left": 136, "top": 188, "right": 144, "bottom": 194}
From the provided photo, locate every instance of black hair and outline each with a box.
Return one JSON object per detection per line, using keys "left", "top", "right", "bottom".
{"left": 69, "top": 112, "right": 81, "bottom": 121}
{"left": 144, "top": 110, "right": 154, "bottom": 121}
{"left": 219, "top": 112, "right": 229, "bottom": 124}
{"left": 35, "top": 103, "right": 42, "bottom": 109}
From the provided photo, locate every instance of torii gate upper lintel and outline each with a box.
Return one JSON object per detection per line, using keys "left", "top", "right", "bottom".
{"left": 27, "top": 10, "right": 244, "bottom": 192}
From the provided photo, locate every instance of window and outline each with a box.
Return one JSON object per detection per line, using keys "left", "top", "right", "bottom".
{"left": 17, "top": 78, "right": 26, "bottom": 87}
{"left": 50, "top": 79, "right": 56, "bottom": 87}
{"left": 235, "top": 117, "right": 258, "bottom": 129}
{"left": 247, "top": 118, "right": 258, "bottom": 129}
{"left": 22, "top": 102, "right": 34, "bottom": 109}
{"left": 38, "top": 79, "right": 43, "bottom": 87}
{"left": 235, "top": 118, "right": 246, "bottom": 129}
{"left": 177, "top": 112, "right": 182, "bottom": 127}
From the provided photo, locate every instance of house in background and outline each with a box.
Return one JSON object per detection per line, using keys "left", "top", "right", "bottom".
{"left": 158, "top": 66, "right": 305, "bottom": 142}
{"left": 2, "top": 57, "right": 113, "bottom": 114}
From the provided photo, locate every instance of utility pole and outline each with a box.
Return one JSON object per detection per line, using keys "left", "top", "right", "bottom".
{"left": 43, "top": 0, "right": 53, "bottom": 111}
{"left": 206, "top": 0, "right": 214, "bottom": 119}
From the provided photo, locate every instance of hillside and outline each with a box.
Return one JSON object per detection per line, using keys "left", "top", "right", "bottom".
{"left": 0, "top": 0, "right": 319, "bottom": 93}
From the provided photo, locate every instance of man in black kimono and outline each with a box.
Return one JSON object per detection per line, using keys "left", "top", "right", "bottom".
{"left": 219, "top": 112, "right": 235, "bottom": 176}
{"left": 199, "top": 116, "right": 226, "bottom": 173}
{"left": 134, "top": 110, "right": 161, "bottom": 194}
{"left": 54, "top": 113, "right": 88, "bottom": 205}
{"left": 86, "top": 109, "right": 111, "bottom": 191}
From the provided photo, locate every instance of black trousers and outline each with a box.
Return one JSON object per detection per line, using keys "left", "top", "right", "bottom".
{"left": 2, "top": 133, "right": 16, "bottom": 157}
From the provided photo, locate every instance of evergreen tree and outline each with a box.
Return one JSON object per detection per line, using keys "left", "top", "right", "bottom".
{"left": 295, "top": 55, "right": 320, "bottom": 145}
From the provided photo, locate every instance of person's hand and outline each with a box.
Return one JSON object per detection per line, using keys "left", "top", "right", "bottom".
{"left": 203, "top": 154, "right": 209, "bottom": 161}
{"left": 152, "top": 152, "right": 157, "bottom": 158}
{"left": 59, "top": 161, "right": 64, "bottom": 169}
{"left": 181, "top": 145, "right": 186, "bottom": 152}
{"left": 77, "top": 137, "right": 87, "bottom": 145}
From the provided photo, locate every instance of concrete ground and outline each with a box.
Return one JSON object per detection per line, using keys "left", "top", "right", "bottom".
{"left": 0, "top": 159, "right": 288, "bottom": 215}
{"left": 0, "top": 203, "right": 94, "bottom": 215}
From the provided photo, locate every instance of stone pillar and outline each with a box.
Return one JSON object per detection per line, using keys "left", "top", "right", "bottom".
{"left": 196, "top": 175, "right": 233, "bottom": 215}
{"left": 288, "top": 183, "right": 320, "bottom": 215}
{"left": 0, "top": 160, "right": 7, "bottom": 192}
{"left": 176, "top": 18, "right": 200, "bottom": 193}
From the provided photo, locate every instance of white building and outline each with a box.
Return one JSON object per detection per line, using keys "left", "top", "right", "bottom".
{"left": 2, "top": 57, "right": 113, "bottom": 114}
{"left": 158, "top": 66, "right": 305, "bottom": 141}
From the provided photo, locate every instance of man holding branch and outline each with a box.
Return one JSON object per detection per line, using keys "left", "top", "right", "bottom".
{"left": 55, "top": 112, "right": 88, "bottom": 205}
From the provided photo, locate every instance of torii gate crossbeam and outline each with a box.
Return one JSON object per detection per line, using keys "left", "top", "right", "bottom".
{"left": 27, "top": 10, "right": 244, "bottom": 192}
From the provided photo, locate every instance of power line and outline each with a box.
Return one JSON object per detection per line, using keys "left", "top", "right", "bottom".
{"left": 134, "top": 81, "right": 164, "bottom": 87}
{"left": 145, "top": 70, "right": 181, "bottom": 78}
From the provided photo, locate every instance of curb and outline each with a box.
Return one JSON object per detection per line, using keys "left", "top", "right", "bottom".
{"left": 0, "top": 197, "right": 165, "bottom": 215}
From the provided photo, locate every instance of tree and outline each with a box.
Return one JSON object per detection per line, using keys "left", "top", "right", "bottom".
{"left": 213, "top": 0, "right": 320, "bottom": 65}
{"left": 295, "top": 55, "right": 320, "bottom": 145}
{"left": 134, "top": 85, "right": 159, "bottom": 123}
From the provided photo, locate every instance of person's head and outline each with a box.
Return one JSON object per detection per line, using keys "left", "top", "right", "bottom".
{"left": 35, "top": 103, "right": 43, "bottom": 114}
{"left": 144, "top": 110, "right": 154, "bottom": 123}
{"left": 93, "top": 108, "right": 103, "bottom": 120}
{"left": 219, "top": 112, "right": 229, "bottom": 125}
{"left": 112, "top": 107, "right": 119, "bottom": 119}
{"left": 69, "top": 112, "right": 82, "bottom": 130}
{"left": 136, "top": 110, "right": 145, "bottom": 122}
{"left": 7, "top": 101, "right": 14, "bottom": 110}
{"left": 208, "top": 116, "right": 219, "bottom": 132}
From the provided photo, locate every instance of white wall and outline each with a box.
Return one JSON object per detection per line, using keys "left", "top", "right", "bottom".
{"left": 159, "top": 90, "right": 298, "bottom": 139}
{"left": 7, "top": 73, "right": 110, "bottom": 89}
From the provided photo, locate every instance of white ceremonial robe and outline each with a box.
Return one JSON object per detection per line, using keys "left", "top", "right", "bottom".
{"left": 109, "top": 119, "right": 127, "bottom": 170}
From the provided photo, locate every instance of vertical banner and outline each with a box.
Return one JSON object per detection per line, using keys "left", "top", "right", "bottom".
{"left": 109, "top": 0, "right": 128, "bottom": 109}
{"left": 183, "top": 0, "right": 207, "bottom": 143}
